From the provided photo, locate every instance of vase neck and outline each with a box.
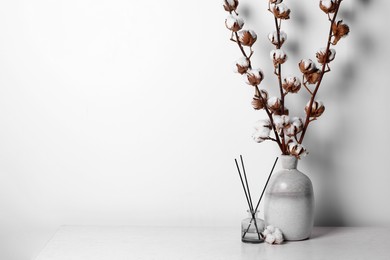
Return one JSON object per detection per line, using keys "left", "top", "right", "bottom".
{"left": 280, "top": 155, "right": 298, "bottom": 169}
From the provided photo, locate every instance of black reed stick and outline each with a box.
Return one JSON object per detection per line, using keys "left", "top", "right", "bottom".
{"left": 234, "top": 158, "right": 261, "bottom": 240}
{"left": 242, "top": 157, "right": 278, "bottom": 238}
{"left": 254, "top": 157, "right": 278, "bottom": 212}
{"left": 240, "top": 155, "right": 262, "bottom": 240}
{"left": 240, "top": 155, "right": 255, "bottom": 213}
{"left": 234, "top": 159, "right": 251, "bottom": 213}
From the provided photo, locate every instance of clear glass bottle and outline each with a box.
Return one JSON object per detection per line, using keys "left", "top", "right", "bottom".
{"left": 241, "top": 210, "right": 265, "bottom": 243}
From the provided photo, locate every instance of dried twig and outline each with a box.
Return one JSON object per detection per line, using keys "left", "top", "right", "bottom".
{"left": 299, "top": 1, "right": 343, "bottom": 144}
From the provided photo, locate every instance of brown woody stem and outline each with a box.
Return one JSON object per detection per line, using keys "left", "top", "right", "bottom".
{"left": 263, "top": 137, "right": 278, "bottom": 142}
{"left": 302, "top": 81, "right": 313, "bottom": 95}
{"left": 273, "top": 16, "right": 287, "bottom": 154}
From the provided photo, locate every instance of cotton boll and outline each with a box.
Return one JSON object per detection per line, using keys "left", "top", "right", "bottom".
{"left": 252, "top": 119, "right": 271, "bottom": 142}
{"left": 259, "top": 127, "right": 271, "bottom": 137}
{"left": 263, "top": 229, "right": 271, "bottom": 236}
{"left": 270, "top": 49, "right": 287, "bottom": 60}
{"left": 299, "top": 59, "right": 322, "bottom": 85}
{"left": 225, "top": 0, "right": 237, "bottom": 4}
{"left": 266, "top": 225, "right": 275, "bottom": 233}
{"left": 252, "top": 132, "right": 264, "bottom": 143}
{"left": 267, "top": 97, "right": 282, "bottom": 112}
{"left": 320, "top": 0, "right": 337, "bottom": 14}
{"left": 287, "top": 141, "right": 308, "bottom": 158}
{"left": 252, "top": 131, "right": 268, "bottom": 143}
{"left": 268, "top": 31, "right": 287, "bottom": 46}
{"left": 245, "top": 69, "right": 264, "bottom": 86}
{"left": 305, "top": 100, "right": 325, "bottom": 118}
{"left": 238, "top": 30, "right": 257, "bottom": 47}
{"left": 293, "top": 118, "right": 303, "bottom": 131}
{"left": 254, "top": 119, "right": 271, "bottom": 132}
{"left": 316, "top": 48, "right": 336, "bottom": 64}
{"left": 274, "top": 232, "right": 284, "bottom": 244}
{"left": 251, "top": 90, "right": 268, "bottom": 110}
{"left": 251, "top": 96, "right": 264, "bottom": 110}
{"left": 282, "top": 76, "right": 301, "bottom": 93}
{"left": 273, "top": 3, "right": 290, "bottom": 20}
{"left": 299, "top": 59, "right": 317, "bottom": 74}
{"left": 265, "top": 234, "right": 276, "bottom": 244}
{"left": 332, "top": 21, "right": 350, "bottom": 45}
{"left": 222, "top": 0, "right": 239, "bottom": 12}
{"left": 320, "top": 0, "right": 334, "bottom": 9}
{"left": 233, "top": 57, "right": 250, "bottom": 74}
{"left": 273, "top": 115, "right": 290, "bottom": 131}
{"left": 225, "top": 14, "right": 244, "bottom": 32}
{"left": 263, "top": 225, "right": 284, "bottom": 244}
{"left": 270, "top": 49, "right": 287, "bottom": 66}
{"left": 285, "top": 117, "right": 303, "bottom": 136}
{"left": 285, "top": 124, "right": 297, "bottom": 137}
{"left": 274, "top": 227, "right": 282, "bottom": 235}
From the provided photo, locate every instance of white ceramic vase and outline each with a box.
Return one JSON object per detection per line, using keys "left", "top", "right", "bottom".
{"left": 264, "top": 155, "right": 314, "bottom": 241}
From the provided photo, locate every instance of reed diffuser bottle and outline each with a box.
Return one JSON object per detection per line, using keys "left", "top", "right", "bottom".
{"left": 241, "top": 210, "right": 265, "bottom": 243}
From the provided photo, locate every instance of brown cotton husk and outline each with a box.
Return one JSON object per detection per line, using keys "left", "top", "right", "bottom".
{"left": 316, "top": 49, "right": 336, "bottom": 64}
{"left": 223, "top": 0, "right": 239, "bottom": 12}
{"left": 305, "top": 70, "right": 322, "bottom": 84}
{"left": 316, "top": 51, "right": 327, "bottom": 64}
{"left": 282, "top": 83, "right": 301, "bottom": 93}
{"left": 247, "top": 75, "right": 261, "bottom": 86}
{"left": 236, "top": 64, "right": 249, "bottom": 74}
{"left": 282, "top": 77, "right": 301, "bottom": 93}
{"left": 225, "top": 20, "right": 243, "bottom": 32}
{"left": 299, "top": 60, "right": 317, "bottom": 74}
{"left": 285, "top": 124, "right": 300, "bottom": 137}
{"left": 310, "top": 106, "right": 325, "bottom": 117}
{"left": 236, "top": 65, "right": 248, "bottom": 74}
{"left": 305, "top": 101, "right": 325, "bottom": 117}
{"left": 252, "top": 96, "right": 265, "bottom": 110}
{"left": 269, "top": 36, "right": 285, "bottom": 47}
{"left": 287, "top": 141, "right": 307, "bottom": 159}
{"left": 273, "top": 6, "right": 290, "bottom": 20}
{"left": 332, "top": 21, "right": 350, "bottom": 45}
{"left": 239, "top": 31, "right": 257, "bottom": 47}
{"left": 246, "top": 72, "right": 263, "bottom": 86}
{"left": 267, "top": 97, "right": 282, "bottom": 112}
{"left": 319, "top": 1, "right": 338, "bottom": 14}
{"left": 273, "top": 56, "right": 287, "bottom": 67}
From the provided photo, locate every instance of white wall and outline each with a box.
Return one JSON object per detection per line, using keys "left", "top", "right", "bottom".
{"left": 0, "top": 0, "right": 388, "bottom": 259}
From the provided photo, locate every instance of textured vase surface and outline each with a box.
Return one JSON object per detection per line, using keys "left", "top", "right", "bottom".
{"left": 264, "top": 155, "right": 314, "bottom": 240}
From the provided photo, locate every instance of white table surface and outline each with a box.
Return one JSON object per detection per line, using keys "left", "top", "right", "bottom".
{"left": 34, "top": 226, "right": 390, "bottom": 260}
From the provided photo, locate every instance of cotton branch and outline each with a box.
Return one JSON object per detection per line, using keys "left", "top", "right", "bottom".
{"left": 229, "top": 20, "right": 283, "bottom": 151}
{"left": 298, "top": 1, "right": 343, "bottom": 144}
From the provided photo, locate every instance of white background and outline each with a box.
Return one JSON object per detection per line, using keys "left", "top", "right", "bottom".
{"left": 0, "top": 0, "right": 388, "bottom": 259}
